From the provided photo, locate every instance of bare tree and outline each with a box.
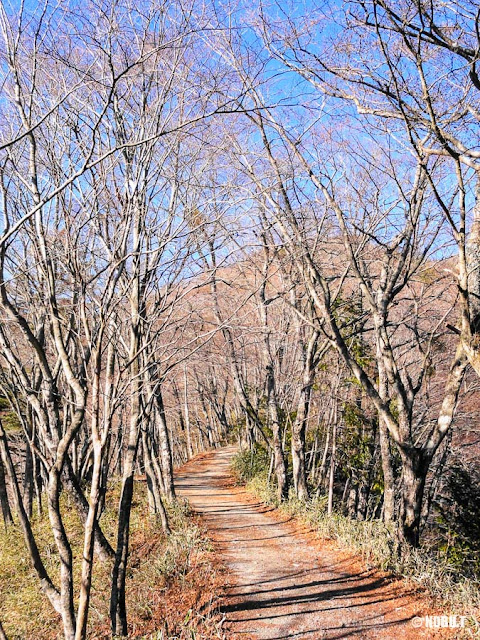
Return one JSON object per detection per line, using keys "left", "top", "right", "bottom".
{"left": 222, "top": 62, "right": 466, "bottom": 541}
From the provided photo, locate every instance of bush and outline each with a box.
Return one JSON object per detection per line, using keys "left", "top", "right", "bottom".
{"left": 231, "top": 443, "right": 270, "bottom": 483}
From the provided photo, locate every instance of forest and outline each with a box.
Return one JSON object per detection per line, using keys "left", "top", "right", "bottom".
{"left": 0, "top": 0, "right": 479, "bottom": 638}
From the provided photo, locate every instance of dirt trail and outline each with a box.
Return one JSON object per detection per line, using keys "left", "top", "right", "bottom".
{"left": 175, "top": 447, "right": 443, "bottom": 640}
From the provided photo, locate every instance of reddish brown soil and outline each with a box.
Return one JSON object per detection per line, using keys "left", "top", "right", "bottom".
{"left": 175, "top": 447, "right": 453, "bottom": 640}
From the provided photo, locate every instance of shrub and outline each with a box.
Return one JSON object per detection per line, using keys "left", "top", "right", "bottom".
{"left": 231, "top": 443, "right": 270, "bottom": 483}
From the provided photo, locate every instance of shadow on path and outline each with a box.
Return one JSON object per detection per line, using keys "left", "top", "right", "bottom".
{"left": 175, "top": 447, "right": 435, "bottom": 640}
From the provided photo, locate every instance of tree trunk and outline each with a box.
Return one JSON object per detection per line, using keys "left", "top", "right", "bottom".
{"left": 34, "top": 446, "right": 43, "bottom": 515}
{"left": 155, "top": 387, "right": 175, "bottom": 500}
{"left": 22, "top": 441, "right": 33, "bottom": 518}
{"left": 75, "top": 442, "right": 103, "bottom": 640}
{"left": 379, "top": 421, "right": 395, "bottom": 524}
{"left": 63, "top": 460, "right": 114, "bottom": 561}
{"left": 110, "top": 328, "right": 141, "bottom": 636}
{"left": 76, "top": 340, "right": 116, "bottom": 640}
{"left": 356, "top": 481, "right": 368, "bottom": 521}
{"left": 292, "top": 414, "right": 308, "bottom": 500}
{"left": 398, "top": 447, "right": 428, "bottom": 547}
{"left": 266, "top": 365, "right": 288, "bottom": 501}
{"left": 183, "top": 369, "right": 193, "bottom": 459}
{"left": 308, "top": 428, "right": 318, "bottom": 476}
{"left": 466, "top": 179, "right": 480, "bottom": 332}
{"left": 377, "top": 361, "right": 395, "bottom": 524}
{"left": 347, "top": 484, "right": 358, "bottom": 518}
{"left": 47, "top": 469, "right": 76, "bottom": 640}
{"left": 0, "top": 454, "right": 12, "bottom": 526}
{"left": 110, "top": 470, "right": 136, "bottom": 637}
{"left": 292, "top": 333, "right": 319, "bottom": 500}
{"left": 292, "top": 369, "right": 312, "bottom": 500}
{"left": 315, "top": 421, "right": 331, "bottom": 494}
{"left": 141, "top": 430, "right": 169, "bottom": 533}
{"left": 327, "top": 407, "right": 337, "bottom": 515}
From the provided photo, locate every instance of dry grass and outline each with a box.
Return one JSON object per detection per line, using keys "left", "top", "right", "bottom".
{"left": 0, "top": 486, "right": 228, "bottom": 639}
{"left": 245, "top": 473, "right": 480, "bottom": 629}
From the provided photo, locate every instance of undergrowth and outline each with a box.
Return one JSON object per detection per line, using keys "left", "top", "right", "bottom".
{"left": 230, "top": 443, "right": 270, "bottom": 484}
{"left": 0, "top": 485, "right": 226, "bottom": 640}
{"left": 234, "top": 449, "right": 480, "bottom": 631}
